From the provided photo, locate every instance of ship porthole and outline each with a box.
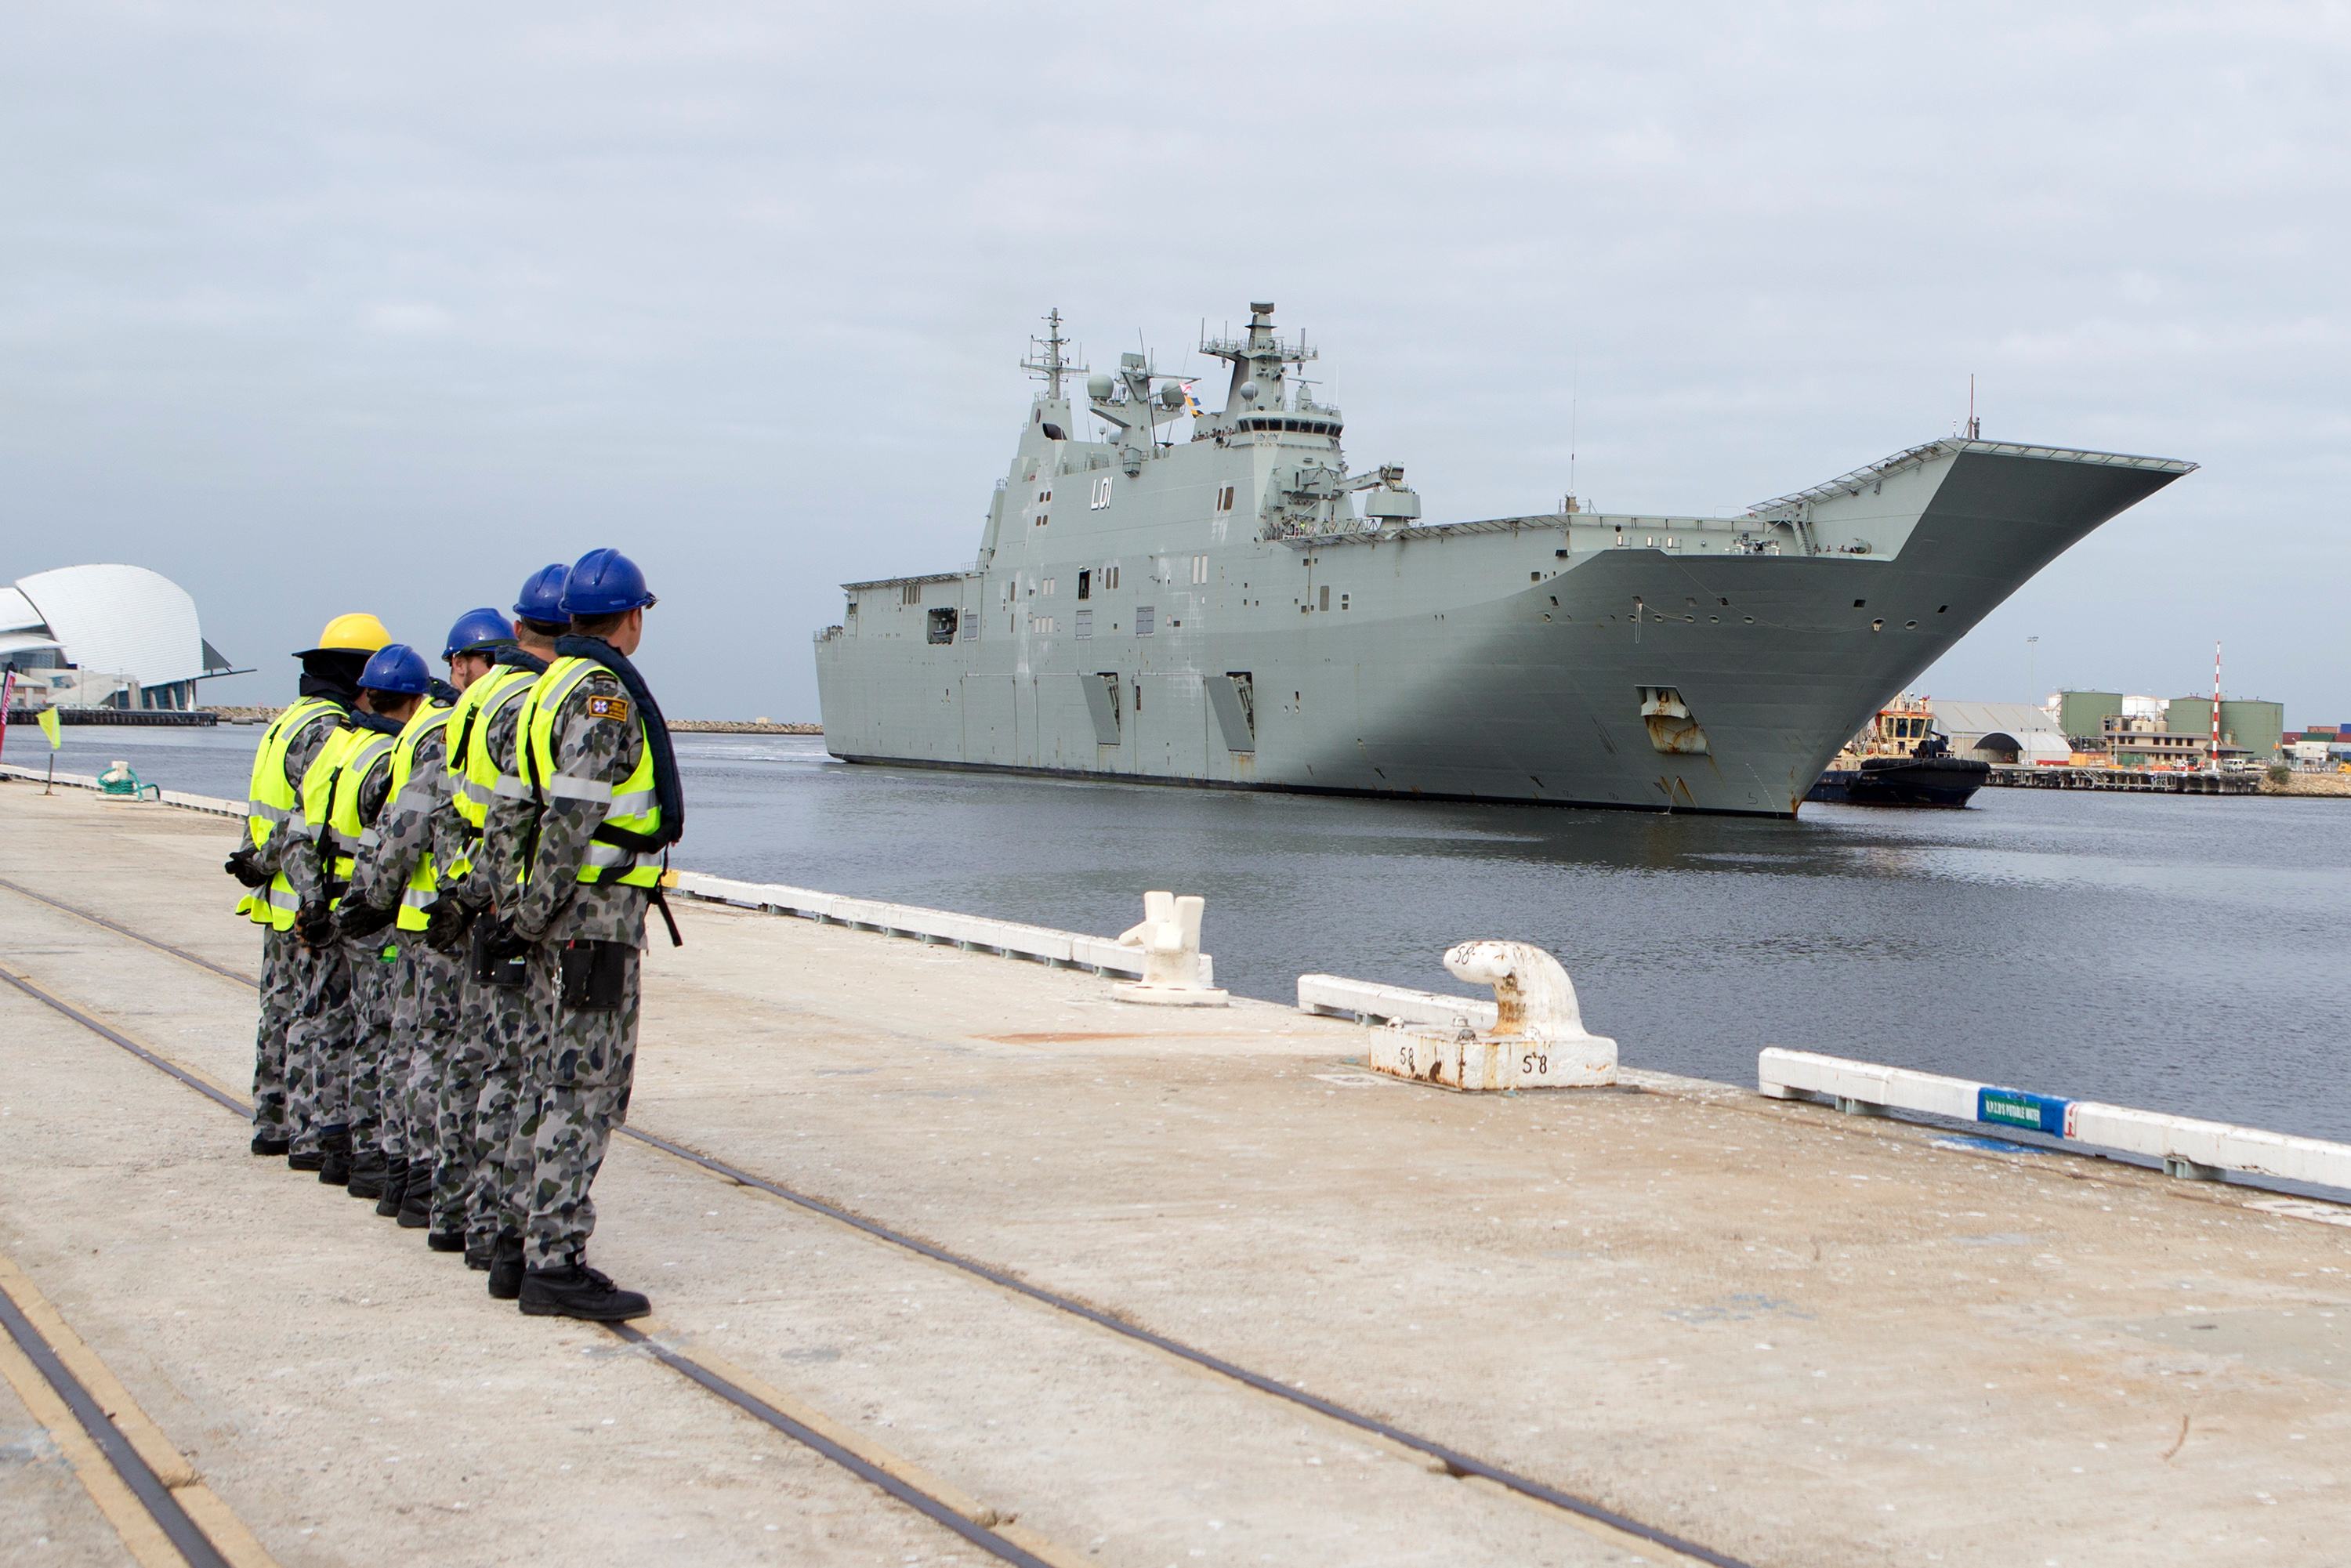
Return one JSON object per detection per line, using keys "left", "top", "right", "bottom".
{"left": 1905, "top": 619, "right": 1918, "bottom": 629}
{"left": 1870, "top": 618, "right": 1884, "bottom": 632}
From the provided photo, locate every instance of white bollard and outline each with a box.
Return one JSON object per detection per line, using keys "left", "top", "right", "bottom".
{"left": 1111, "top": 891, "right": 1230, "bottom": 1007}
{"left": 1367, "top": 940, "right": 1617, "bottom": 1090}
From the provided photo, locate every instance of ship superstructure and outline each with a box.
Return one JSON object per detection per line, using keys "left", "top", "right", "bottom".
{"left": 814, "top": 304, "right": 2192, "bottom": 817}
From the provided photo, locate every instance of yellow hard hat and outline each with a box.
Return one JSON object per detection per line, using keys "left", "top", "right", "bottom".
{"left": 299, "top": 612, "right": 393, "bottom": 656}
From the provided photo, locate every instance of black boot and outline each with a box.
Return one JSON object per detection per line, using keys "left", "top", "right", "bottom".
{"left": 317, "top": 1130, "right": 352, "bottom": 1186}
{"left": 396, "top": 1184, "right": 432, "bottom": 1229}
{"left": 487, "top": 1234, "right": 525, "bottom": 1299}
{"left": 463, "top": 1233, "right": 494, "bottom": 1271}
{"left": 346, "top": 1147, "right": 389, "bottom": 1200}
{"left": 288, "top": 1148, "right": 324, "bottom": 1172}
{"left": 518, "top": 1262, "right": 648, "bottom": 1322}
{"left": 373, "top": 1160, "right": 410, "bottom": 1218}
{"left": 426, "top": 1228, "right": 466, "bottom": 1253}
{"left": 250, "top": 1130, "right": 290, "bottom": 1157}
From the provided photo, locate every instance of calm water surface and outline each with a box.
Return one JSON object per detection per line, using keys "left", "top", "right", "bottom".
{"left": 38, "top": 724, "right": 2350, "bottom": 1143}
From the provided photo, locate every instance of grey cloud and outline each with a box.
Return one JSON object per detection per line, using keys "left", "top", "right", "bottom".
{"left": 2, "top": 2, "right": 2344, "bottom": 718}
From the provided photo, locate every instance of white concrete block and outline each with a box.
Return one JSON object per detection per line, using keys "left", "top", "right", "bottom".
{"left": 1295, "top": 974, "right": 1497, "bottom": 1032}
{"left": 1338, "top": 943, "right": 1617, "bottom": 1092}
{"left": 1758, "top": 1048, "right": 2351, "bottom": 1193}
{"left": 668, "top": 870, "right": 1163, "bottom": 982}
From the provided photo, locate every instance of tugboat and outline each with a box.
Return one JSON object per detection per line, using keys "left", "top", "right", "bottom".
{"left": 1806, "top": 697, "right": 1990, "bottom": 808}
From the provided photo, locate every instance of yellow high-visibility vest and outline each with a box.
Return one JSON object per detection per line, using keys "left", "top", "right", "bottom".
{"left": 520, "top": 656, "right": 661, "bottom": 889}
{"left": 447, "top": 664, "right": 538, "bottom": 831}
{"left": 315, "top": 726, "right": 395, "bottom": 906}
{"left": 386, "top": 701, "right": 454, "bottom": 932}
{"left": 238, "top": 697, "right": 342, "bottom": 929}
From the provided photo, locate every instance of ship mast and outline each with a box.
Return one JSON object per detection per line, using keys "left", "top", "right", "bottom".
{"left": 1200, "top": 301, "right": 1316, "bottom": 420}
{"left": 1020, "top": 308, "right": 1080, "bottom": 400}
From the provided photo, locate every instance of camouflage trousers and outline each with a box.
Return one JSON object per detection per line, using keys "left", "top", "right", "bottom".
{"left": 250, "top": 925, "right": 299, "bottom": 1135}
{"left": 284, "top": 940, "right": 353, "bottom": 1155}
{"left": 521, "top": 940, "right": 640, "bottom": 1271}
{"left": 455, "top": 953, "right": 545, "bottom": 1243}
{"left": 386, "top": 932, "right": 463, "bottom": 1168}
{"left": 342, "top": 937, "right": 400, "bottom": 1159}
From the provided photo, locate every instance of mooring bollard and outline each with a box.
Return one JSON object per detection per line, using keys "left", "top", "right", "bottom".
{"left": 1112, "top": 891, "right": 1230, "bottom": 1007}
{"left": 1367, "top": 940, "right": 1617, "bottom": 1090}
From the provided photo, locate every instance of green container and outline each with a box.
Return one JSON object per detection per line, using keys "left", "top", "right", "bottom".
{"left": 2219, "top": 698, "right": 2285, "bottom": 759}
{"left": 2058, "top": 690, "right": 2124, "bottom": 741}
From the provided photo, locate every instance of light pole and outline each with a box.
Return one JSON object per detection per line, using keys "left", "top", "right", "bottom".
{"left": 2027, "top": 636, "right": 2039, "bottom": 704}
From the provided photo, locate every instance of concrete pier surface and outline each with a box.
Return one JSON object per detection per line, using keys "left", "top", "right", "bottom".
{"left": 0, "top": 783, "right": 2345, "bottom": 1567}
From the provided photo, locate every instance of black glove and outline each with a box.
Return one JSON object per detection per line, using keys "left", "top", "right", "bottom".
{"left": 422, "top": 896, "right": 478, "bottom": 954}
{"left": 336, "top": 899, "right": 395, "bottom": 940}
{"left": 223, "top": 849, "right": 270, "bottom": 888}
{"left": 480, "top": 916, "right": 533, "bottom": 961}
{"left": 294, "top": 899, "right": 336, "bottom": 947}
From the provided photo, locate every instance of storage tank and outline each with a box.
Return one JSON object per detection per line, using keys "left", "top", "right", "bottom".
{"left": 2166, "top": 697, "right": 2215, "bottom": 744}
{"left": 2219, "top": 698, "right": 2284, "bottom": 759}
{"left": 2058, "top": 690, "right": 2124, "bottom": 741}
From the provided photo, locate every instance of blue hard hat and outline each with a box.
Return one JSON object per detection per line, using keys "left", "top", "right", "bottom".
{"left": 442, "top": 607, "right": 516, "bottom": 659}
{"left": 560, "top": 548, "right": 657, "bottom": 617}
{"left": 357, "top": 643, "right": 431, "bottom": 697}
{"left": 513, "top": 563, "right": 571, "bottom": 624}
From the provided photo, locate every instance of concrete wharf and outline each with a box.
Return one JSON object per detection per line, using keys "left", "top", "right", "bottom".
{"left": 0, "top": 780, "right": 2345, "bottom": 1567}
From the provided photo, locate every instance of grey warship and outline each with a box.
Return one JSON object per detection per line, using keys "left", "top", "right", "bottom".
{"left": 813, "top": 304, "right": 2192, "bottom": 817}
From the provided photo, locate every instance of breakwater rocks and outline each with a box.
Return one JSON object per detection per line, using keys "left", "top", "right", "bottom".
{"left": 209, "top": 706, "right": 817, "bottom": 734}
{"left": 670, "top": 719, "right": 821, "bottom": 734}
{"left": 2264, "top": 772, "right": 2351, "bottom": 798}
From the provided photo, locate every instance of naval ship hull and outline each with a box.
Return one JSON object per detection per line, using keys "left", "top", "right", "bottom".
{"left": 816, "top": 440, "right": 2186, "bottom": 818}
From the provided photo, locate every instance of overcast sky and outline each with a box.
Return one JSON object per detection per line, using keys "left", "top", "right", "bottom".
{"left": 3, "top": 3, "right": 2345, "bottom": 720}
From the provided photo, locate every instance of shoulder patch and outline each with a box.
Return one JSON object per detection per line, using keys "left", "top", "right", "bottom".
{"left": 585, "top": 693, "right": 632, "bottom": 723}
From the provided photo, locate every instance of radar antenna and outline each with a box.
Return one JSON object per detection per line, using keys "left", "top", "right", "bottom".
{"left": 1020, "top": 308, "right": 1086, "bottom": 400}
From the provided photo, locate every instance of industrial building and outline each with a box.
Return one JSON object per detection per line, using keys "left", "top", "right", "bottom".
{"left": 0, "top": 564, "right": 238, "bottom": 711}
{"left": 2054, "top": 689, "right": 2285, "bottom": 764}
{"left": 1925, "top": 700, "right": 2072, "bottom": 765}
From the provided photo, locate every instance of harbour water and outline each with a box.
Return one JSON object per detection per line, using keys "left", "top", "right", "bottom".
{"left": 33, "top": 722, "right": 2349, "bottom": 1143}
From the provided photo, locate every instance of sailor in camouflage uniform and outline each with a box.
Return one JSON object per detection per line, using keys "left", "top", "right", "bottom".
{"left": 342, "top": 610, "right": 509, "bottom": 1235}
{"left": 485, "top": 548, "right": 679, "bottom": 1322}
{"left": 223, "top": 614, "right": 387, "bottom": 1158}
{"left": 446, "top": 567, "right": 567, "bottom": 1295}
{"left": 282, "top": 645, "right": 426, "bottom": 1186}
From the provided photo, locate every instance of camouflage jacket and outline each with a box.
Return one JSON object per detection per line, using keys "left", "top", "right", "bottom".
{"left": 346, "top": 722, "right": 451, "bottom": 914}
{"left": 508, "top": 666, "right": 650, "bottom": 949}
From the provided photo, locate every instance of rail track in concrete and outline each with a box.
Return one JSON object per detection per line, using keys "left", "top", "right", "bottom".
{"left": 0, "top": 874, "right": 1755, "bottom": 1568}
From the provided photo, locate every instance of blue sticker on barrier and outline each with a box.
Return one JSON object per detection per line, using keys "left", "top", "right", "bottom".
{"left": 1977, "top": 1087, "right": 2070, "bottom": 1137}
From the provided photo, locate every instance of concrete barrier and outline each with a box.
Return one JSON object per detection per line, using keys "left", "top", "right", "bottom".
{"left": 1759, "top": 1047, "right": 2351, "bottom": 1192}
{"left": 1, "top": 763, "right": 245, "bottom": 820}
{"left": 1, "top": 763, "right": 102, "bottom": 790}
{"left": 669, "top": 871, "right": 1166, "bottom": 980}
{"left": 1295, "top": 973, "right": 1498, "bottom": 1031}
{"left": 2, "top": 773, "right": 1184, "bottom": 979}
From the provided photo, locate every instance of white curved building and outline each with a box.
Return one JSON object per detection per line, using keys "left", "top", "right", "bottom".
{"left": 0, "top": 564, "right": 237, "bottom": 711}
